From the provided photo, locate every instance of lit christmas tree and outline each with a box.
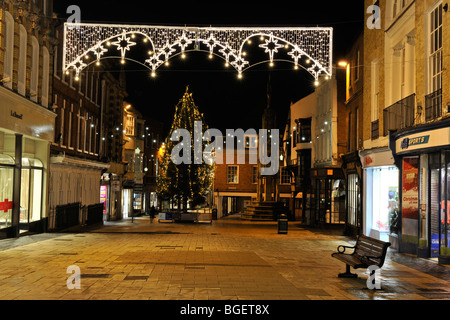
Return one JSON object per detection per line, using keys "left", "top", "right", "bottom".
{"left": 157, "top": 87, "right": 215, "bottom": 210}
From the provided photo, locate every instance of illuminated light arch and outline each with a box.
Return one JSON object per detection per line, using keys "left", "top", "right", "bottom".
{"left": 63, "top": 23, "right": 333, "bottom": 80}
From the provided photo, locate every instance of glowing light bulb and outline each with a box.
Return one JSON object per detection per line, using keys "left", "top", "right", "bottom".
{"left": 96, "top": 60, "right": 100, "bottom": 66}
{"left": 165, "top": 60, "right": 169, "bottom": 66}
{"left": 269, "top": 61, "right": 274, "bottom": 67}
{"left": 209, "top": 54, "right": 213, "bottom": 59}
{"left": 237, "top": 73, "right": 243, "bottom": 79}
{"left": 181, "top": 53, "right": 186, "bottom": 59}
{"left": 151, "top": 71, "right": 156, "bottom": 78}
{"left": 121, "top": 59, "right": 125, "bottom": 64}
{"left": 314, "top": 80, "right": 320, "bottom": 87}
{"left": 294, "top": 64, "right": 299, "bottom": 70}
{"left": 225, "top": 62, "right": 230, "bottom": 67}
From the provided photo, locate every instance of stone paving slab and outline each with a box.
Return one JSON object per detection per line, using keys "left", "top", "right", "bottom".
{"left": 0, "top": 215, "right": 448, "bottom": 301}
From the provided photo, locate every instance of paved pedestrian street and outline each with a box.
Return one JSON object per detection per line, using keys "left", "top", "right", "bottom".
{"left": 0, "top": 215, "right": 449, "bottom": 302}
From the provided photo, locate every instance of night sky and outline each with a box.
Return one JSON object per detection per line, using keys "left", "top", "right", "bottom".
{"left": 53, "top": 1, "right": 364, "bottom": 135}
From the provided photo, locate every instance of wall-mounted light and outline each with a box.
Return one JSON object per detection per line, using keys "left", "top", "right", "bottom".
{"left": 338, "top": 61, "right": 348, "bottom": 68}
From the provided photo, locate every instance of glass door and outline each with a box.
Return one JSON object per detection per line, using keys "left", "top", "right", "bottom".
{"left": 418, "top": 154, "right": 429, "bottom": 257}
{"left": 19, "top": 158, "right": 43, "bottom": 231}
{"left": 441, "top": 151, "right": 450, "bottom": 257}
{"left": 429, "top": 153, "right": 440, "bottom": 258}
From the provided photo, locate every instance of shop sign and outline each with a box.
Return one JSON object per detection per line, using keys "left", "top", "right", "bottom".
{"left": 396, "top": 127, "right": 450, "bottom": 154}
{"left": 400, "top": 136, "right": 430, "bottom": 150}
{"left": 10, "top": 110, "right": 23, "bottom": 120}
{"left": 100, "top": 186, "right": 108, "bottom": 214}
{"left": 111, "top": 180, "right": 121, "bottom": 192}
{"left": 0, "top": 199, "right": 13, "bottom": 212}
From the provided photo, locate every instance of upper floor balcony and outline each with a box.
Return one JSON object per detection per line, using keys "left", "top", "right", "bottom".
{"left": 383, "top": 93, "right": 415, "bottom": 136}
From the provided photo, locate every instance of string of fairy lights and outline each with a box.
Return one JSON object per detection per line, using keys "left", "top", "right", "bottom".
{"left": 63, "top": 23, "right": 333, "bottom": 85}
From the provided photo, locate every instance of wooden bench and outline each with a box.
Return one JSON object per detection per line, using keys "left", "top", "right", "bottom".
{"left": 331, "top": 235, "right": 391, "bottom": 279}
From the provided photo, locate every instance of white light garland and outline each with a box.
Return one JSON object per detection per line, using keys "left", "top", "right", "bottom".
{"left": 63, "top": 23, "right": 333, "bottom": 79}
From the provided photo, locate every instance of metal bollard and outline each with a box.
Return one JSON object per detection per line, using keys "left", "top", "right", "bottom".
{"left": 278, "top": 213, "right": 288, "bottom": 234}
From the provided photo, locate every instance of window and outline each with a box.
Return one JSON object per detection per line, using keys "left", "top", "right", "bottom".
{"left": 371, "top": 59, "right": 380, "bottom": 121}
{"left": 18, "top": 25, "right": 27, "bottom": 96}
{"left": 355, "top": 107, "right": 359, "bottom": 150}
{"left": 393, "top": 0, "right": 408, "bottom": 19}
{"left": 245, "top": 136, "right": 258, "bottom": 149}
{"left": 280, "top": 167, "right": 291, "bottom": 184}
{"left": 348, "top": 111, "right": 352, "bottom": 152}
{"left": 3, "top": 12, "right": 14, "bottom": 90}
{"left": 126, "top": 115, "right": 135, "bottom": 136}
{"left": 295, "top": 118, "right": 312, "bottom": 144}
{"left": 252, "top": 166, "right": 258, "bottom": 184}
{"left": 227, "top": 166, "right": 238, "bottom": 184}
{"left": 347, "top": 174, "right": 359, "bottom": 226}
{"left": 371, "top": 59, "right": 380, "bottom": 139}
{"left": 31, "top": 37, "right": 40, "bottom": 102}
{"left": 428, "top": 3, "right": 443, "bottom": 94}
{"left": 355, "top": 50, "right": 360, "bottom": 82}
{"left": 42, "top": 47, "right": 50, "bottom": 107}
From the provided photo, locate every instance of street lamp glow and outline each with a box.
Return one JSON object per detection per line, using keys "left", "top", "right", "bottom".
{"left": 338, "top": 61, "right": 348, "bottom": 67}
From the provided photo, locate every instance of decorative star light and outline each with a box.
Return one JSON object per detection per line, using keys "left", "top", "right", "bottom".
{"left": 218, "top": 44, "right": 235, "bottom": 65}
{"left": 231, "top": 57, "right": 249, "bottom": 73}
{"left": 177, "top": 32, "right": 194, "bottom": 52}
{"left": 63, "top": 24, "right": 333, "bottom": 80}
{"left": 288, "top": 47, "right": 304, "bottom": 67}
{"left": 259, "top": 35, "right": 285, "bottom": 63}
{"left": 161, "top": 42, "right": 176, "bottom": 61}
{"left": 205, "top": 34, "right": 218, "bottom": 55}
{"left": 112, "top": 32, "right": 136, "bottom": 59}
{"left": 92, "top": 43, "right": 108, "bottom": 61}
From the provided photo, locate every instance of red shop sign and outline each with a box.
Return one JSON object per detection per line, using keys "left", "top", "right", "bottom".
{"left": 0, "top": 199, "right": 13, "bottom": 212}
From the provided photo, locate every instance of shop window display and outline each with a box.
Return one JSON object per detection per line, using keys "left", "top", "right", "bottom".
{"left": 374, "top": 168, "right": 399, "bottom": 232}
{"left": 0, "top": 155, "right": 14, "bottom": 229}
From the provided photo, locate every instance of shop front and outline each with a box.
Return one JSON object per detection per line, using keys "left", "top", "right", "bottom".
{"left": 0, "top": 86, "right": 55, "bottom": 238}
{"left": 390, "top": 120, "right": 450, "bottom": 264}
{"left": 341, "top": 151, "right": 363, "bottom": 237}
{"left": 360, "top": 147, "right": 399, "bottom": 248}
{"left": 310, "top": 167, "right": 345, "bottom": 226}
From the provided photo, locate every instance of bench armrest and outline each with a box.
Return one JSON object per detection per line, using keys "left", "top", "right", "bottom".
{"left": 337, "top": 245, "right": 355, "bottom": 254}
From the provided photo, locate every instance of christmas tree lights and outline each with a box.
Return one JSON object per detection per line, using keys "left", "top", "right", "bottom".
{"left": 157, "top": 87, "right": 215, "bottom": 209}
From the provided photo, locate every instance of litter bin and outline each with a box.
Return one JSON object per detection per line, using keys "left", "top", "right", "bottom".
{"left": 278, "top": 213, "right": 288, "bottom": 234}
{"left": 212, "top": 208, "right": 218, "bottom": 220}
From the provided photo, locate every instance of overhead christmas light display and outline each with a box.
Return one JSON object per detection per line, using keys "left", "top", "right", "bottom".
{"left": 63, "top": 23, "right": 333, "bottom": 80}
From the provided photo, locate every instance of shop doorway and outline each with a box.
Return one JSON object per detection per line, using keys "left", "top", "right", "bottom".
{"left": 418, "top": 151, "right": 450, "bottom": 259}
{"left": 19, "top": 158, "right": 43, "bottom": 232}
